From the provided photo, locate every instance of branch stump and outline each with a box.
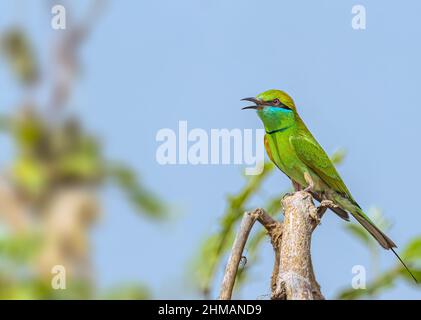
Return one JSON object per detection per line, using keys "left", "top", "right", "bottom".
{"left": 219, "top": 191, "right": 325, "bottom": 300}
{"left": 273, "top": 191, "right": 324, "bottom": 300}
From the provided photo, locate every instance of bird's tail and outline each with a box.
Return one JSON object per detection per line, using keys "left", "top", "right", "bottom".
{"left": 350, "top": 208, "right": 418, "bottom": 283}
{"left": 351, "top": 208, "right": 396, "bottom": 249}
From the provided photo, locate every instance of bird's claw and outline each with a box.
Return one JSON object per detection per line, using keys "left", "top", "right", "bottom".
{"left": 281, "top": 192, "right": 294, "bottom": 201}
{"left": 303, "top": 185, "right": 313, "bottom": 193}
{"left": 319, "top": 200, "right": 338, "bottom": 209}
{"left": 317, "top": 200, "right": 338, "bottom": 217}
{"left": 310, "top": 207, "right": 321, "bottom": 224}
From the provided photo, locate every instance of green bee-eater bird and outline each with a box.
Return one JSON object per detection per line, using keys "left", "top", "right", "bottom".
{"left": 242, "top": 89, "right": 416, "bottom": 282}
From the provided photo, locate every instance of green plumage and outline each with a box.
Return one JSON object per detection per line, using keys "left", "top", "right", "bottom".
{"left": 243, "top": 89, "right": 416, "bottom": 282}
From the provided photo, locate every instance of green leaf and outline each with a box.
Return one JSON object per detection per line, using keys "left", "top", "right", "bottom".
{"left": 330, "top": 149, "right": 346, "bottom": 165}
{"left": 399, "top": 268, "right": 421, "bottom": 285}
{"left": 337, "top": 268, "right": 398, "bottom": 300}
{"left": 57, "top": 150, "right": 101, "bottom": 180}
{"left": 11, "top": 109, "right": 45, "bottom": 153}
{"left": 107, "top": 164, "right": 165, "bottom": 218}
{"left": 12, "top": 157, "right": 48, "bottom": 198}
{"left": 344, "top": 223, "right": 372, "bottom": 246}
{"left": 0, "top": 234, "right": 41, "bottom": 263}
{"left": 1, "top": 28, "right": 38, "bottom": 85}
{"left": 402, "top": 237, "right": 421, "bottom": 262}
{"left": 191, "top": 233, "right": 230, "bottom": 296}
{"left": 192, "top": 162, "right": 275, "bottom": 295}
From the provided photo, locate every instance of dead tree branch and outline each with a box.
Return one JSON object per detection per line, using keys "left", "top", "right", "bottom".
{"left": 219, "top": 208, "right": 283, "bottom": 300}
{"left": 218, "top": 210, "right": 258, "bottom": 300}
{"left": 272, "top": 191, "right": 324, "bottom": 300}
{"left": 219, "top": 191, "right": 327, "bottom": 300}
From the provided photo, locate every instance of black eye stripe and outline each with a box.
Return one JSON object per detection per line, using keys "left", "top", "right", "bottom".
{"left": 273, "top": 100, "right": 291, "bottom": 110}
{"left": 262, "top": 99, "right": 291, "bottom": 110}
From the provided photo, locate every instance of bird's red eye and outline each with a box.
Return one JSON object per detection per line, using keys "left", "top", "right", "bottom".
{"left": 273, "top": 98, "right": 280, "bottom": 105}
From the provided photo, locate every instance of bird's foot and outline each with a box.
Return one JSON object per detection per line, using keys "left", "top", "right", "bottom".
{"left": 317, "top": 200, "right": 339, "bottom": 217}
{"left": 281, "top": 192, "right": 294, "bottom": 201}
{"left": 309, "top": 206, "right": 321, "bottom": 225}
{"left": 309, "top": 200, "right": 339, "bottom": 225}
{"left": 303, "top": 172, "right": 316, "bottom": 194}
{"left": 303, "top": 185, "right": 313, "bottom": 193}
{"left": 319, "top": 200, "right": 339, "bottom": 209}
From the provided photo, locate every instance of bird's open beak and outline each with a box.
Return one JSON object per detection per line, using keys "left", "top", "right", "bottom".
{"left": 241, "top": 97, "right": 261, "bottom": 110}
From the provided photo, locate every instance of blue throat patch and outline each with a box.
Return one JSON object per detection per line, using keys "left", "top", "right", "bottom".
{"left": 258, "top": 106, "right": 294, "bottom": 135}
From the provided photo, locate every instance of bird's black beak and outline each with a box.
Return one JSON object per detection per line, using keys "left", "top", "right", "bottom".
{"left": 241, "top": 97, "right": 260, "bottom": 110}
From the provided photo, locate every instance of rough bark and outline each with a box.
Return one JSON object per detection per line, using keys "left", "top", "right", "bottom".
{"left": 272, "top": 191, "right": 324, "bottom": 300}
{"left": 218, "top": 210, "right": 258, "bottom": 300}
{"left": 219, "top": 191, "right": 329, "bottom": 300}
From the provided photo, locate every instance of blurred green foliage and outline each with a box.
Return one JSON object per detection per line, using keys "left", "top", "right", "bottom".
{"left": 192, "top": 162, "right": 276, "bottom": 296}
{"left": 0, "top": 233, "right": 40, "bottom": 264}
{"left": 0, "top": 108, "right": 166, "bottom": 218}
{"left": 192, "top": 152, "right": 346, "bottom": 296}
{"left": 0, "top": 234, "right": 93, "bottom": 299}
{"left": 194, "top": 149, "right": 421, "bottom": 299}
{"left": 107, "top": 164, "right": 165, "bottom": 218}
{"left": 337, "top": 212, "right": 421, "bottom": 299}
{"left": 0, "top": 28, "right": 38, "bottom": 85}
{"left": 0, "top": 21, "right": 165, "bottom": 299}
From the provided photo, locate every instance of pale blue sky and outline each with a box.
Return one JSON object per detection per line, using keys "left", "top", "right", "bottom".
{"left": 1, "top": 0, "right": 421, "bottom": 299}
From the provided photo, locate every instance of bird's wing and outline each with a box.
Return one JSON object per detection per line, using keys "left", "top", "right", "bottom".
{"left": 289, "top": 134, "right": 359, "bottom": 207}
